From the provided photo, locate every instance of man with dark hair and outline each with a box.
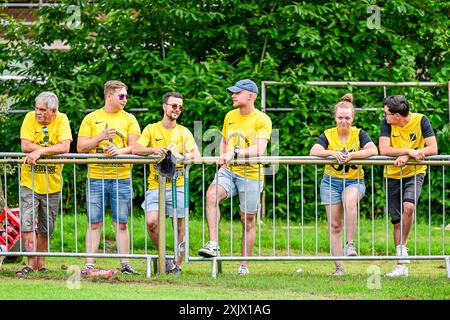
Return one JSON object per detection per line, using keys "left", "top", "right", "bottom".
{"left": 379, "top": 95, "right": 438, "bottom": 277}
{"left": 78, "top": 80, "right": 140, "bottom": 274}
{"left": 17, "top": 91, "right": 72, "bottom": 275}
{"left": 132, "top": 92, "right": 199, "bottom": 274}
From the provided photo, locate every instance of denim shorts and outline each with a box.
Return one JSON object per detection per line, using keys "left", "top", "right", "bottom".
{"left": 320, "top": 175, "right": 366, "bottom": 205}
{"left": 86, "top": 178, "right": 132, "bottom": 224}
{"left": 141, "top": 186, "right": 185, "bottom": 218}
{"left": 211, "top": 167, "right": 263, "bottom": 214}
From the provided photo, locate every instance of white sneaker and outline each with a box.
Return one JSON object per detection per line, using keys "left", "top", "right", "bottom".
{"left": 344, "top": 241, "right": 357, "bottom": 256}
{"left": 0, "top": 245, "right": 6, "bottom": 267}
{"left": 385, "top": 264, "right": 408, "bottom": 277}
{"left": 396, "top": 245, "right": 410, "bottom": 264}
{"left": 238, "top": 264, "right": 249, "bottom": 275}
{"left": 198, "top": 241, "right": 220, "bottom": 258}
{"left": 332, "top": 266, "right": 345, "bottom": 276}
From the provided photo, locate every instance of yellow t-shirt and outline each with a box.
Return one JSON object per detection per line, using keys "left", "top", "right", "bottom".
{"left": 137, "top": 122, "right": 197, "bottom": 189}
{"left": 78, "top": 108, "right": 140, "bottom": 179}
{"left": 384, "top": 113, "right": 427, "bottom": 179}
{"left": 323, "top": 126, "right": 364, "bottom": 179}
{"left": 222, "top": 108, "right": 272, "bottom": 180}
{"left": 20, "top": 111, "right": 73, "bottom": 194}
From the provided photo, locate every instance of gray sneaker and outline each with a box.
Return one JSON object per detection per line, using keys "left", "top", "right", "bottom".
{"left": 166, "top": 263, "right": 182, "bottom": 275}
{"left": 332, "top": 266, "right": 345, "bottom": 276}
{"left": 198, "top": 241, "right": 219, "bottom": 258}
{"left": 238, "top": 264, "right": 249, "bottom": 275}
{"left": 121, "top": 264, "right": 139, "bottom": 275}
{"left": 345, "top": 241, "right": 357, "bottom": 256}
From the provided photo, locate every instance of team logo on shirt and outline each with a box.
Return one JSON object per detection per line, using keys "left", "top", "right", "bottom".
{"left": 410, "top": 133, "right": 417, "bottom": 141}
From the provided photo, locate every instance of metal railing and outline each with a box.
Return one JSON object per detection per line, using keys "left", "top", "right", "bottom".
{"left": 0, "top": 153, "right": 449, "bottom": 279}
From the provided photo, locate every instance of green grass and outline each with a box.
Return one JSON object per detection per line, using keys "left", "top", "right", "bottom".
{"left": 48, "top": 214, "right": 450, "bottom": 257}
{"left": 0, "top": 258, "right": 448, "bottom": 299}
{"left": 1, "top": 216, "right": 449, "bottom": 300}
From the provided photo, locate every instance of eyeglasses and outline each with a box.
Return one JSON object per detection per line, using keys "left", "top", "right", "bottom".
{"left": 166, "top": 103, "right": 184, "bottom": 111}
{"left": 118, "top": 94, "right": 129, "bottom": 100}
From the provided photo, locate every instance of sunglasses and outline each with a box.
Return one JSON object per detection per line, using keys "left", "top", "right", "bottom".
{"left": 166, "top": 103, "right": 184, "bottom": 111}
{"left": 118, "top": 94, "right": 129, "bottom": 100}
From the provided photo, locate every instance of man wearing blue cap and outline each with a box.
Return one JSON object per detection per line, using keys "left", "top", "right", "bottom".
{"left": 199, "top": 79, "right": 272, "bottom": 275}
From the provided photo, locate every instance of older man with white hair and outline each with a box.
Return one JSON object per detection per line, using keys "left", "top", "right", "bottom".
{"left": 16, "top": 91, "right": 72, "bottom": 276}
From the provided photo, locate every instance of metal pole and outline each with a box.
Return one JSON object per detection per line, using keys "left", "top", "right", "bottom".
{"left": 158, "top": 175, "right": 166, "bottom": 274}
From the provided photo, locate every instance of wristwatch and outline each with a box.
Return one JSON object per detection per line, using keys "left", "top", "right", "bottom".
{"left": 233, "top": 146, "right": 240, "bottom": 159}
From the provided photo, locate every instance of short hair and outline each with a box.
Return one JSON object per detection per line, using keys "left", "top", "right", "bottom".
{"left": 383, "top": 95, "right": 409, "bottom": 117}
{"left": 35, "top": 91, "right": 59, "bottom": 110}
{"left": 332, "top": 93, "right": 354, "bottom": 116}
{"left": 104, "top": 80, "right": 128, "bottom": 98}
{"left": 163, "top": 92, "right": 183, "bottom": 104}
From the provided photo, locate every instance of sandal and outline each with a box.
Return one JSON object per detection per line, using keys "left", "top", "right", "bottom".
{"left": 38, "top": 267, "right": 50, "bottom": 273}
{"left": 16, "top": 265, "right": 34, "bottom": 276}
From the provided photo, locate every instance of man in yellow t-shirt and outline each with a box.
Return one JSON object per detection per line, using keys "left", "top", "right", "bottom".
{"left": 77, "top": 80, "right": 140, "bottom": 275}
{"left": 17, "top": 91, "right": 72, "bottom": 276}
{"left": 132, "top": 92, "right": 199, "bottom": 274}
{"left": 379, "top": 95, "right": 438, "bottom": 277}
{"left": 198, "top": 79, "right": 272, "bottom": 275}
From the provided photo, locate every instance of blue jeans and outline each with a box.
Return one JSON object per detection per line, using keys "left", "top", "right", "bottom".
{"left": 86, "top": 178, "right": 132, "bottom": 224}
{"left": 320, "top": 175, "right": 366, "bottom": 205}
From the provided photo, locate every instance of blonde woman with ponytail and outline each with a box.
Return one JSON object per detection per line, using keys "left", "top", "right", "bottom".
{"left": 310, "top": 93, "right": 378, "bottom": 276}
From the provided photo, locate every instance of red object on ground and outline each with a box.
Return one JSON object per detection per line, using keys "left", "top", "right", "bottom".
{"left": 81, "top": 268, "right": 120, "bottom": 277}
{"left": 0, "top": 208, "right": 22, "bottom": 250}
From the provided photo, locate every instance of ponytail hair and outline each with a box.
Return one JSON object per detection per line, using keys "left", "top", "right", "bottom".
{"left": 332, "top": 93, "right": 355, "bottom": 116}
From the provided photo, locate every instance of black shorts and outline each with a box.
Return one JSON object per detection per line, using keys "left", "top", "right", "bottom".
{"left": 385, "top": 174, "right": 424, "bottom": 225}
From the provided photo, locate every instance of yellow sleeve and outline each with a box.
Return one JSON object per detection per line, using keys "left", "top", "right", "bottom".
{"left": 20, "top": 112, "right": 36, "bottom": 141}
{"left": 128, "top": 114, "right": 141, "bottom": 135}
{"left": 182, "top": 127, "right": 197, "bottom": 152}
{"left": 78, "top": 114, "right": 93, "bottom": 138}
{"left": 221, "top": 113, "right": 229, "bottom": 138}
{"left": 136, "top": 124, "right": 152, "bottom": 147}
{"left": 256, "top": 113, "right": 272, "bottom": 140}
{"left": 58, "top": 114, "right": 73, "bottom": 142}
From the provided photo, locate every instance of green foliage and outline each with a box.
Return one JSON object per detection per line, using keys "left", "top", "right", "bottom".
{"left": 1, "top": 0, "right": 449, "bottom": 220}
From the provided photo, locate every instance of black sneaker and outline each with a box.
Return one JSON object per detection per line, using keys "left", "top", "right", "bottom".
{"left": 167, "top": 265, "right": 182, "bottom": 275}
{"left": 165, "top": 259, "right": 176, "bottom": 274}
{"left": 121, "top": 264, "right": 139, "bottom": 275}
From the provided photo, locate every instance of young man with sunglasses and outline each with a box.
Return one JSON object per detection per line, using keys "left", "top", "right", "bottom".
{"left": 77, "top": 80, "right": 140, "bottom": 274}
{"left": 198, "top": 79, "right": 272, "bottom": 275}
{"left": 379, "top": 95, "right": 438, "bottom": 277}
{"left": 17, "top": 91, "right": 72, "bottom": 276}
{"left": 132, "top": 92, "right": 199, "bottom": 274}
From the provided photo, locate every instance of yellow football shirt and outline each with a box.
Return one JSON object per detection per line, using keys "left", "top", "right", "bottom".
{"left": 384, "top": 113, "right": 427, "bottom": 179}
{"left": 78, "top": 108, "right": 140, "bottom": 179}
{"left": 20, "top": 111, "right": 73, "bottom": 194}
{"left": 323, "top": 126, "right": 365, "bottom": 179}
{"left": 137, "top": 121, "right": 197, "bottom": 189}
{"left": 222, "top": 108, "right": 272, "bottom": 180}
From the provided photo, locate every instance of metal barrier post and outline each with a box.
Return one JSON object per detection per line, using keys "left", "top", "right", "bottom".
{"left": 158, "top": 175, "right": 166, "bottom": 274}
{"left": 446, "top": 257, "right": 450, "bottom": 279}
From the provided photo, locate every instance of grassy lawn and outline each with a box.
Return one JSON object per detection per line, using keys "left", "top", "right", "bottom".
{"left": 0, "top": 216, "right": 449, "bottom": 300}
{"left": 0, "top": 258, "right": 448, "bottom": 300}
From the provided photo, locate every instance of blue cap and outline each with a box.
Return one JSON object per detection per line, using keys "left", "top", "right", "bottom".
{"left": 227, "top": 79, "right": 258, "bottom": 94}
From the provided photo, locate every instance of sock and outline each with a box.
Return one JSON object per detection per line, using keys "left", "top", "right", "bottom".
{"left": 120, "top": 261, "right": 130, "bottom": 268}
